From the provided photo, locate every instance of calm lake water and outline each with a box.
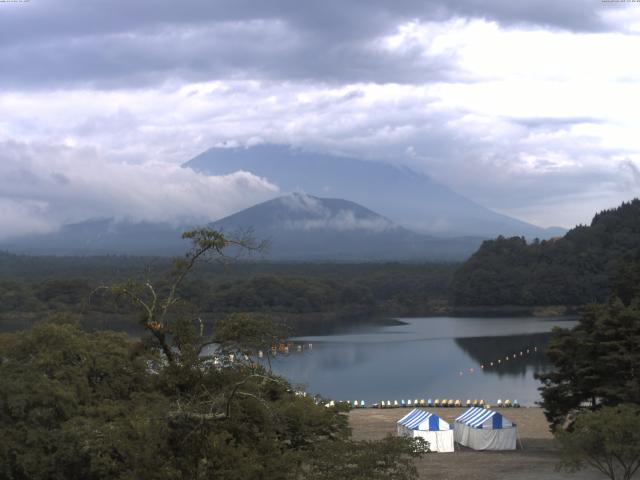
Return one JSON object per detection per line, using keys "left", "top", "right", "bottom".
{"left": 267, "top": 316, "right": 577, "bottom": 406}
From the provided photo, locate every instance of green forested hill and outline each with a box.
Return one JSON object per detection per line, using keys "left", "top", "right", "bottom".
{"left": 0, "top": 253, "right": 456, "bottom": 334}
{"left": 451, "top": 199, "right": 640, "bottom": 306}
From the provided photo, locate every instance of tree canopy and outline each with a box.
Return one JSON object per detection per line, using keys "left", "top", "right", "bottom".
{"left": 537, "top": 246, "right": 640, "bottom": 479}
{"left": 537, "top": 297, "right": 640, "bottom": 430}
{"left": 451, "top": 199, "right": 640, "bottom": 306}
{"left": 556, "top": 404, "right": 640, "bottom": 480}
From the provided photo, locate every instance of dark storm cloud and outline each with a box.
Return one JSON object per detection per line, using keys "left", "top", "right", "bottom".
{"left": 0, "top": 0, "right": 611, "bottom": 89}
{"left": 0, "top": 21, "right": 459, "bottom": 89}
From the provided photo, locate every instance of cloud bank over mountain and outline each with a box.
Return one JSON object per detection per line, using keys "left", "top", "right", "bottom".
{"left": 263, "top": 193, "right": 396, "bottom": 233}
{"left": 1, "top": 0, "right": 640, "bottom": 236}
{"left": 0, "top": 141, "right": 279, "bottom": 240}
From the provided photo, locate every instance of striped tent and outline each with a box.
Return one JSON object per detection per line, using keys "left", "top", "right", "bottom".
{"left": 397, "top": 409, "right": 454, "bottom": 453}
{"left": 454, "top": 407, "right": 517, "bottom": 450}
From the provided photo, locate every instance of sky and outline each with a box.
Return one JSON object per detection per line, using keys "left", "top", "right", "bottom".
{"left": 1, "top": 0, "right": 640, "bottom": 238}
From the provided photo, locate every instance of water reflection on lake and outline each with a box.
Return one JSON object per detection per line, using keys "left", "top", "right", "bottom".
{"left": 267, "top": 316, "right": 577, "bottom": 406}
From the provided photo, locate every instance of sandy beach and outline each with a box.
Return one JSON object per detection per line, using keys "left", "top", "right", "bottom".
{"left": 349, "top": 407, "right": 609, "bottom": 480}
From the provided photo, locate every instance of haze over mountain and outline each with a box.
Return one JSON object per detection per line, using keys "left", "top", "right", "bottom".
{"left": 186, "top": 144, "right": 566, "bottom": 239}
{"left": 0, "top": 219, "right": 187, "bottom": 257}
{"left": 0, "top": 194, "right": 483, "bottom": 261}
{"left": 211, "top": 193, "right": 484, "bottom": 261}
{"left": 1, "top": 143, "right": 568, "bottom": 258}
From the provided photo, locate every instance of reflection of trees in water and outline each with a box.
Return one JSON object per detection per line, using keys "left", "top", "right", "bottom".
{"left": 288, "top": 313, "right": 397, "bottom": 336}
{"left": 454, "top": 332, "right": 552, "bottom": 378}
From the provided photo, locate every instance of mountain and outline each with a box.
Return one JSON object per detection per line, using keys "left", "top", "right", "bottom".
{"left": 0, "top": 195, "right": 484, "bottom": 261}
{"left": 185, "top": 144, "right": 566, "bottom": 239}
{"left": 450, "top": 199, "right": 640, "bottom": 306}
{"left": 211, "top": 193, "right": 484, "bottom": 261}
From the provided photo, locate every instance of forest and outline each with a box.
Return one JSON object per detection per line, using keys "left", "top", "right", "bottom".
{"left": 0, "top": 252, "right": 456, "bottom": 334}
{"left": 451, "top": 199, "right": 640, "bottom": 307}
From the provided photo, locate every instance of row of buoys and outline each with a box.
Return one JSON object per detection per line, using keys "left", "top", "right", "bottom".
{"left": 353, "top": 398, "right": 523, "bottom": 409}
{"left": 377, "top": 399, "right": 426, "bottom": 408}
{"left": 319, "top": 398, "right": 522, "bottom": 408}
{"left": 456, "top": 346, "right": 539, "bottom": 377}
{"left": 479, "top": 347, "right": 538, "bottom": 371}
{"left": 376, "top": 398, "right": 481, "bottom": 409}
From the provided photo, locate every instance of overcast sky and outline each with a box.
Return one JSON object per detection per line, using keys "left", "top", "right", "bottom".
{"left": 1, "top": 0, "right": 639, "bottom": 237}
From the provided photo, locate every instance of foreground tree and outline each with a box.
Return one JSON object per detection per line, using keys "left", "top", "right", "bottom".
{"left": 539, "top": 261, "right": 640, "bottom": 478}
{"left": 0, "top": 319, "right": 168, "bottom": 480}
{"left": 537, "top": 297, "right": 640, "bottom": 429}
{"left": 556, "top": 404, "right": 640, "bottom": 480}
{"left": 1, "top": 229, "right": 426, "bottom": 479}
{"left": 101, "top": 228, "right": 267, "bottom": 365}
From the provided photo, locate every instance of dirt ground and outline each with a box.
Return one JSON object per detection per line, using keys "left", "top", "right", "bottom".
{"left": 349, "top": 407, "right": 610, "bottom": 480}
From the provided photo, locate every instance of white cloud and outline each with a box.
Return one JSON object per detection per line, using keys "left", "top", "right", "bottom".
{"left": 279, "top": 194, "right": 395, "bottom": 232}
{"left": 287, "top": 210, "right": 394, "bottom": 232}
{"left": 0, "top": 141, "right": 279, "bottom": 240}
{"left": 0, "top": 198, "right": 56, "bottom": 238}
{"left": 1, "top": 12, "right": 639, "bottom": 231}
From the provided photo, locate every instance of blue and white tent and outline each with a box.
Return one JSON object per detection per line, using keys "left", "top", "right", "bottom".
{"left": 397, "top": 409, "right": 454, "bottom": 452}
{"left": 454, "top": 407, "right": 517, "bottom": 450}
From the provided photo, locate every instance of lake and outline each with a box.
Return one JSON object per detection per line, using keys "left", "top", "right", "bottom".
{"left": 266, "top": 316, "right": 577, "bottom": 406}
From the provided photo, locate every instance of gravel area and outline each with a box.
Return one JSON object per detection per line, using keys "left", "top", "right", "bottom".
{"left": 349, "top": 407, "right": 610, "bottom": 480}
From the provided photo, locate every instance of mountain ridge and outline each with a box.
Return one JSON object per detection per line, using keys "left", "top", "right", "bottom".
{"left": 210, "top": 193, "right": 485, "bottom": 261}
{"left": 0, "top": 194, "right": 484, "bottom": 261}
{"left": 185, "top": 144, "right": 566, "bottom": 239}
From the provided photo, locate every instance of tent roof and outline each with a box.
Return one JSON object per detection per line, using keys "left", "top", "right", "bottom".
{"left": 397, "top": 408, "right": 450, "bottom": 431}
{"left": 455, "top": 407, "right": 514, "bottom": 429}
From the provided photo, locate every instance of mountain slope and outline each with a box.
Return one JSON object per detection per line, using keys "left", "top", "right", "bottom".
{"left": 185, "top": 144, "right": 565, "bottom": 239}
{"left": 211, "top": 193, "right": 483, "bottom": 261}
{"left": 450, "top": 199, "right": 640, "bottom": 306}
{"left": 1, "top": 195, "right": 483, "bottom": 260}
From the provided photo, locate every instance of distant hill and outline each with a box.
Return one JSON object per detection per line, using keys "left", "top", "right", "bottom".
{"left": 450, "top": 199, "right": 640, "bottom": 306}
{"left": 211, "top": 193, "right": 484, "bottom": 261}
{"left": 0, "top": 218, "right": 187, "bottom": 256}
{"left": 185, "top": 144, "right": 566, "bottom": 239}
{"left": 0, "top": 194, "right": 483, "bottom": 261}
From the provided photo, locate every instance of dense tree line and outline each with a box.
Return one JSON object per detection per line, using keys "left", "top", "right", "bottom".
{"left": 0, "top": 273, "right": 439, "bottom": 316}
{"left": 0, "top": 251, "right": 456, "bottom": 287}
{"left": 451, "top": 199, "right": 640, "bottom": 306}
{"left": 0, "top": 255, "right": 456, "bottom": 333}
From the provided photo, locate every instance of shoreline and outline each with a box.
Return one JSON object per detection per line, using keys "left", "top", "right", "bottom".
{"left": 420, "top": 305, "right": 582, "bottom": 318}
